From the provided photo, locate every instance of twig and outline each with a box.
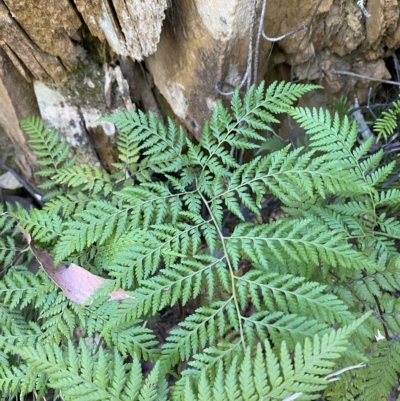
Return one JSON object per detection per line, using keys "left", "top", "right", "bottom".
{"left": 328, "top": 69, "right": 400, "bottom": 86}
{"left": 263, "top": 23, "right": 307, "bottom": 42}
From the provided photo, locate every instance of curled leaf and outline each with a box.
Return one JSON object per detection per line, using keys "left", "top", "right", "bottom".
{"left": 19, "top": 225, "right": 130, "bottom": 305}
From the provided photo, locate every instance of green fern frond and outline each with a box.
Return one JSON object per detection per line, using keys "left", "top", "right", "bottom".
{"left": 51, "top": 165, "right": 113, "bottom": 196}
{"left": 332, "top": 340, "right": 400, "bottom": 401}
{"left": 12, "top": 340, "right": 168, "bottom": 401}
{"left": 53, "top": 200, "right": 130, "bottom": 264}
{"left": 160, "top": 299, "right": 234, "bottom": 370}
{"left": 0, "top": 266, "right": 54, "bottom": 310}
{"left": 20, "top": 116, "right": 75, "bottom": 197}
{"left": 11, "top": 204, "right": 62, "bottom": 243}
{"left": 374, "top": 188, "right": 400, "bottom": 207}
{"left": 0, "top": 205, "right": 22, "bottom": 267}
{"left": 373, "top": 99, "right": 400, "bottom": 141}
{"left": 6, "top": 81, "right": 400, "bottom": 400}
{"left": 43, "top": 192, "right": 91, "bottom": 217}
{"left": 101, "top": 111, "right": 186, "bottom": 175}
{"left": 175, "top": 317, "right": 366, "bottom": 401}
{"left": 235, "top": 269, "right": 353, "bottom": 324}
{"left": 242, "top": 311, "right": 329, "bottom": 349}
{"left": 39, "top": 293, "right": 85, "bottom": 343}
{"left": 0, "top": 305, "right": 41, "bottom": 347}
{"left": 228, "top": 219, "right": 380, "bottom": 271}
{"left": 103, "top": 254, "right": 227, "bottom": 331}
{"left": 105, "top": 321, "right": 160, "bottom": 362}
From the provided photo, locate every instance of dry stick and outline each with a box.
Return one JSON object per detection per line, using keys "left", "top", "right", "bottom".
{"left": 262, "top": 22, "right": 308, "bottom": 42}
{"left": 328, "top": 69, "right": 400, "bottom": 86}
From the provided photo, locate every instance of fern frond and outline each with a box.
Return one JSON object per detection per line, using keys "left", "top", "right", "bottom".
{"left": 0, "top": 305, "right": 41, "bottom": 347}
{"left": 11, "top": 205, "right": 61, "bottom": 243}
{"left": 334, "top": 340, "right": 400, "bottom": 401}
{"left": 175, "top": 317, "right": 366, "bottom": 400}
{"left": 101, "top": 111, "right": 186, "bottom": 175}
{"left": 242, "top": 311, "right": 329, "bottom": 349}
{"left": 290, "top": 107, "right": 378, "bottom": 179}
{"left": 0, "top": 206, "right": 23, "bottom": 267}
{"left": 227, "top": 219, "right": 380, "bottom": 271}
{"left": 53, "top": 200, "right": 130, "bottom": 264}
{"left": 0, "top": 266, "right": 55, "bottom": 310}
{"left": 9, "top": 81, "right": 400, "bottom": 400}
{"left": 103, "top": 255, "right": 227, "bottom": 331}
{"left": 43, "top": 192, "right": 91, "bottom": 217}
{"left": 373, "top": 99, "right": 400, "bottom": 141}
{"left": 13, "top": 341, "right": 168, "bottom": 401}
{"left": 38, "top": 293, "right": 85, "bottom": 343}
{"left": 52, "top": 165, "right": 112, "bottom": 196}
{"left": 374, "top": 188, "right": 400, "bottom": 207}
{"left": 235, "top": 269, "right": 353, "bottom": 324}
{"left": 160, "top": 299, "right": 234, "bottom": 370}
{"left": 20, "top": 116, "right": 74, "bottom": 197}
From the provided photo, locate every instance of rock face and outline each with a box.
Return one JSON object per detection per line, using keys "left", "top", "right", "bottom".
{"left": 0, "top": 0, "right": 399, "bottom": 181}
{"left": 146, "top": 0, "right": 269, "bottom": 139}
{"left": 0, "top": 46, "right": 40, "bottom": 178}
{"left": 0, "top": 0, "right": 167, "bottom": 183}
{"left": 74, "top": 0, "right": 168, "bottom": 61}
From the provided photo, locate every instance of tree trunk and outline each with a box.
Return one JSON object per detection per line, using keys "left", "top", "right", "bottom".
{"left": 0, "top": 0, "right": 399, "bottom": 185}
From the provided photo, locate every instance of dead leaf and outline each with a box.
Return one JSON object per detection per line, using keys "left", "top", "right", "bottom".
{"left": 19, "top": 225, "right": 130, "bottom": 305}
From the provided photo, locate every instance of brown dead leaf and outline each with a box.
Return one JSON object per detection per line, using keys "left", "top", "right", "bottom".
{"left": 19, "top": 225, "right": 130, "bottom": 305}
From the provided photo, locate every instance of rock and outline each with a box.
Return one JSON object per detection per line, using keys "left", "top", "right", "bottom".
{"left": 74, "top": 0, "right": 168, "bottom": 61}
{"left": 0, "top": 46, "right": 40, "bottom": 180}
{"left": 366, "top": 0, "right": 399, "bottom": 46}
{"left": 146, "top": 0, "right": 267, "bottom": 139}
{"left": 33, "top": 84, "right": 106, "bottom": 169}
{"left": 3, "top": 0, "right": 81, "bottom": 70}
{"left": 81, "top": 107, "right": 119, "bottom": 172}
{"left": 0, "top": 2, "right": 66, "bottom": 82}
{"left": 0, "top": 171, "right": 22, "bottom": 190}
{"left": 0, "top": 0, "right": 399, "bottom": 155}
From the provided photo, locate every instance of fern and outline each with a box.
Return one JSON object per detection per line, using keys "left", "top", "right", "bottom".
{"left": 20, "top": 116, "right": 75, "bottom": 198}
{"left": 8, "top": 341, "right": 168, "bottom": 401}
{"left": 173, "top": 317, "right": 366, "bottom": 401}
{"left": 373, "top": 99, "right": 400, "bottom": 141}
{"left": 0, "top": 205, "right": 21, "bottom": 268}
{"left": 1, "top": 81, "right": 400, "bottom": 400}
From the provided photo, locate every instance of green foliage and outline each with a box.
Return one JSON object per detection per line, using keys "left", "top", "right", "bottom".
{"left": 174, "top": 317, "right": 367, "bottom": 401}
{"left": 0, "top": 205, "right": 21, "bottom": 268}
{"left": 1, "top": 81, "right": 400, "bottom": 400}
{"left": 19, "top": 116, "right": 75, "bottom": 198}
{"left": 373, "top": 99, "right": 400, "bottom": 141}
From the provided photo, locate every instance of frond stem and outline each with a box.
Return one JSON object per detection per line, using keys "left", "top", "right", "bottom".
{"left": 196, "top": 187, "right": 246, "bottom": 349}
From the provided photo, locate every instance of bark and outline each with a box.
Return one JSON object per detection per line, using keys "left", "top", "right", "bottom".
{"left": 0, "top": 0, "right": 399, "bottom": 184}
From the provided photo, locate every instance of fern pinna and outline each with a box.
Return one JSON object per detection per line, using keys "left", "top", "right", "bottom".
{"left": 1, "top": 81, "right": 400, "bottom": 400}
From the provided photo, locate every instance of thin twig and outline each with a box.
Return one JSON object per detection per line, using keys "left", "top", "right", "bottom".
{"left": 328, "top": 69, "right": 400, "bottom": 86}
{"left": 263, "top": 23, "right": 307, "bottom": 42}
